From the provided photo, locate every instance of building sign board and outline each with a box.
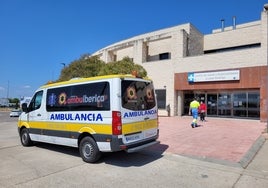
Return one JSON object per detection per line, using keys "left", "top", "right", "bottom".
{"left": 188, "top": 70, "right": 240, "bottom": 83}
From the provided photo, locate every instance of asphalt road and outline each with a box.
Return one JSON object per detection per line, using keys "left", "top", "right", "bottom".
{"left": 0, "top": 111, "right": 267, "bottom": 188}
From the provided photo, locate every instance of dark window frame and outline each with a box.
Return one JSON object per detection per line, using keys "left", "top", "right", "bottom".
{"left": 28, "top": 90, "right": 43, "bottom": 112}
{"left": 155, "top": 89, "right": 166, "bottom": 109}
{"left": 159, "top": 52, "right": 170, "bottom": 60}
{"left": 46, "top": 82, "right": 110, "bottom": 112}
{"left": 121, "top": 80, "right": 156, "bottom": 111}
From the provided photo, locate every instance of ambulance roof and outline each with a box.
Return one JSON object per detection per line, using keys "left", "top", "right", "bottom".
{"left": 40, "top": 74, "right": 152, "bottom": 89}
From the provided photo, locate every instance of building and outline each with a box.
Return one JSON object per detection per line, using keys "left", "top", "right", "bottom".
{"left": 0, "top": 98, "right": 9, "bottom": 107}
{"left": 92, "top": 4, "right": 268, "bottom": 122}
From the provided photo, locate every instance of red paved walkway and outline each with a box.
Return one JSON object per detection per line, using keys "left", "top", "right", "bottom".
{"left": 150, "top": 116, "right": 266, "bottom": 163}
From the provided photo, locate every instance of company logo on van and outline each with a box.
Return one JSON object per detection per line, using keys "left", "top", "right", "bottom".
{"left": 48, "top": 93, "right": 105, "bottom": 106}
{"left": 123, "top": 109, "right": 157, "bottom": 118}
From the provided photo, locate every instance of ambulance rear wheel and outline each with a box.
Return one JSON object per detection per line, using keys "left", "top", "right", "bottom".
{"left": 20, "top": 128, "right": 33, "bottom": 146}
{"left": 79, "top": 136, "right": 101, "bottom": 163}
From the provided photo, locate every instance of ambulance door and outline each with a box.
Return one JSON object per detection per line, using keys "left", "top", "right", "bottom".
{"left": 121, "top": 79, "right": 158, "bottom": 144}
{"left": 27, "top": 90, "right": 46, "bottom": 132}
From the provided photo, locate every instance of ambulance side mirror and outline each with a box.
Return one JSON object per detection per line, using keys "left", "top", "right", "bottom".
{"left": 21, "top": 103, "right": 28, "bottom": 113}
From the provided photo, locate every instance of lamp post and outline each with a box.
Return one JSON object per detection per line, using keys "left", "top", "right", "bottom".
{"left": 6, "top": 80, "right": 9, "bottom": 99}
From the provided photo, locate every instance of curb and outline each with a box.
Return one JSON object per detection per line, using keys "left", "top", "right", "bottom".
{"left": 239, "top": 135, "right": 266, "bottom": 168}
{"left": 262, "top": 132, "right": 268, "bottom": 140}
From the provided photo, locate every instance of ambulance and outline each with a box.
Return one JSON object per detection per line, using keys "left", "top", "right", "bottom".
{"left": 18, "top": 74, "right": 159, "bottom": 163}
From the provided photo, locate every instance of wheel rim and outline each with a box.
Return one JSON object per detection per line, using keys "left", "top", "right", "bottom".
{"left": 22, "top": 132, "right": 27, "bottom": 144}
{"left": 83, "top": 143, "right": 93, "bottom": 158}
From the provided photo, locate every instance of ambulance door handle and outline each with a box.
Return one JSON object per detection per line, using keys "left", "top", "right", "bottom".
{"left": 144, "top": 117, "right": 149, "bottom": 120}
{"left": 37, "top": 114, "right": 41, "bottom": 117}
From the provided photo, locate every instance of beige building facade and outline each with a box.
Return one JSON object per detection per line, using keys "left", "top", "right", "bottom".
{"left": 93, "top": 4, "right": 268, "bottom": 122}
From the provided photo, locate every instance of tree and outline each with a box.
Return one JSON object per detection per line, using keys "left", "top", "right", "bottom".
{"left": 57, "top": 55, "right": 106, "bottom": 82}
{"left": 98, "top": 57, "right": 147, "bottom": 77}
{"left": 9, "top": 98, "right": 20, "bottom": 108}
{"left": 56, "top": 55, "right": 147, "bottom": 82}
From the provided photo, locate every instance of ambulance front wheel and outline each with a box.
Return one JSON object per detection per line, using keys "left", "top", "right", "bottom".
{"left": 79, "top": 136, "right": 101, "bottom": 163}
{"left": 20, "top": 128, "right": 33, "bottom": 146}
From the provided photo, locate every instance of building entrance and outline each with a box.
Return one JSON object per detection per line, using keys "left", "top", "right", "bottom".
{"left": 182, "top": 90, "right": 260, "bottom": 119}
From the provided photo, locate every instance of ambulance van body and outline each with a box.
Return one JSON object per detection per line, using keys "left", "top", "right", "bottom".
{"left": 18, "top": 74, "right": 159, "bottom": 163}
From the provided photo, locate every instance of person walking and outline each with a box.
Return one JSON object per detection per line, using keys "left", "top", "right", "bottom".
{"left": 199, "top": 101, "right": 207, "bottom": 122}
{"left": 189, "top": 97, "right": 200, "bottom": 128}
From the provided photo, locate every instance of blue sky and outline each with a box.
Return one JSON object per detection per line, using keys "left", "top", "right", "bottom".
{"left": 0, "top": 0, "right": 267, "bottom": 98}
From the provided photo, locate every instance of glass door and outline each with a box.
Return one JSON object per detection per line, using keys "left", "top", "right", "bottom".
{"left": 247, "top": 92, "right": 260, "bottom": 118}
{"left": 183, "top": 93, "right": 195, "bottom": 115}
{"left": 233, "top": 92, "right": 247, "bottom": 117}
{"left": 218, "top": 92, "right": 232, "bottom": 116}
{"left": 207, "top": 94, "right": 217, "bottom": 116}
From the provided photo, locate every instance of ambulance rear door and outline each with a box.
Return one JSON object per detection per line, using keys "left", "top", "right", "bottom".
{"left": 120, "top": 78, "right": 158, "bottom": 145}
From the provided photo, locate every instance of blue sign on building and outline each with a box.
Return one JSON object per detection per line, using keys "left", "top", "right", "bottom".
{"left": 188, "top": 73, "right": 194, "bottom": 83}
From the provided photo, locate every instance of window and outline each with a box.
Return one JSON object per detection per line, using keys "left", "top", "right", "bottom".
{"left": 46, "top": 82, "right": 110, "bottom": 111}
{"left": 233, "top": 93, "right": 247, "bottom": 117}
{"left": 28, "top": 91, "right": 43, "bottom": 112}
{"left": 159, "top": 52, "right": 170, "bottom": 60}
{"left": 204, "top": 43, "right": 261, "bottom": 54}
{"left": 183, "top": 90, "right": 260, "bottom": 119}
{"left": 218, "top": 93, "right": 231, "bottom": 116}
{"left": 155, "top": 89, "right": 166, "bottom": 109}
{"left": 247, "top": 92, "right": 260, "bottom": 118}
{"left": 121, "top": 80, "right": 156, "bottom": 110}
{"left": 113, "top": 55, "right": 117, "bottom": 61}
{"left": 248, "top": 93, "right": 260, "bottom": 108}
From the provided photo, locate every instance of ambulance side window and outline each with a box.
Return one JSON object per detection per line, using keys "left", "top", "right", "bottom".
{"left": 28, "top": 91, "right": 43, "bottom": 112}
{"left": 46, "top": 82, "right": 110, "bottom": 112}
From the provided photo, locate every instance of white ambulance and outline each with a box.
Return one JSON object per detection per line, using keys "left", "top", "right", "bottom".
{"left": 18, "top": 74, "right": 159, "bottom": 163}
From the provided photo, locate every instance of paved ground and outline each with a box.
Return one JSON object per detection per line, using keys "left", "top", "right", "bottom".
{"left": 1, "top": 112, "right": 268, "bottom": 187}
{"left": 149, "top": 116, "right": 267, "bottom": 167}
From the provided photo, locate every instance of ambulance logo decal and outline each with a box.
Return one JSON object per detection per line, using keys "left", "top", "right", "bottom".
{"left": 127, "top": 86, "right": 137, "bottom": 100}
{"left": 59, "top": 92, "right": 67, "bottom": 105}
{"left": 48, "top": 93, "right": 57, "bottom": 106}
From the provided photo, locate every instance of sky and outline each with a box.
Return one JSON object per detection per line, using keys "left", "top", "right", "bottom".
{"left": 0, "top": 0, "right": 267, "bottom": 99}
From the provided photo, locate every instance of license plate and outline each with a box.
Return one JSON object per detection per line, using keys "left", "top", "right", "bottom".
{"left": 125, "top": 133, "right": 141, "bottom": 142}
